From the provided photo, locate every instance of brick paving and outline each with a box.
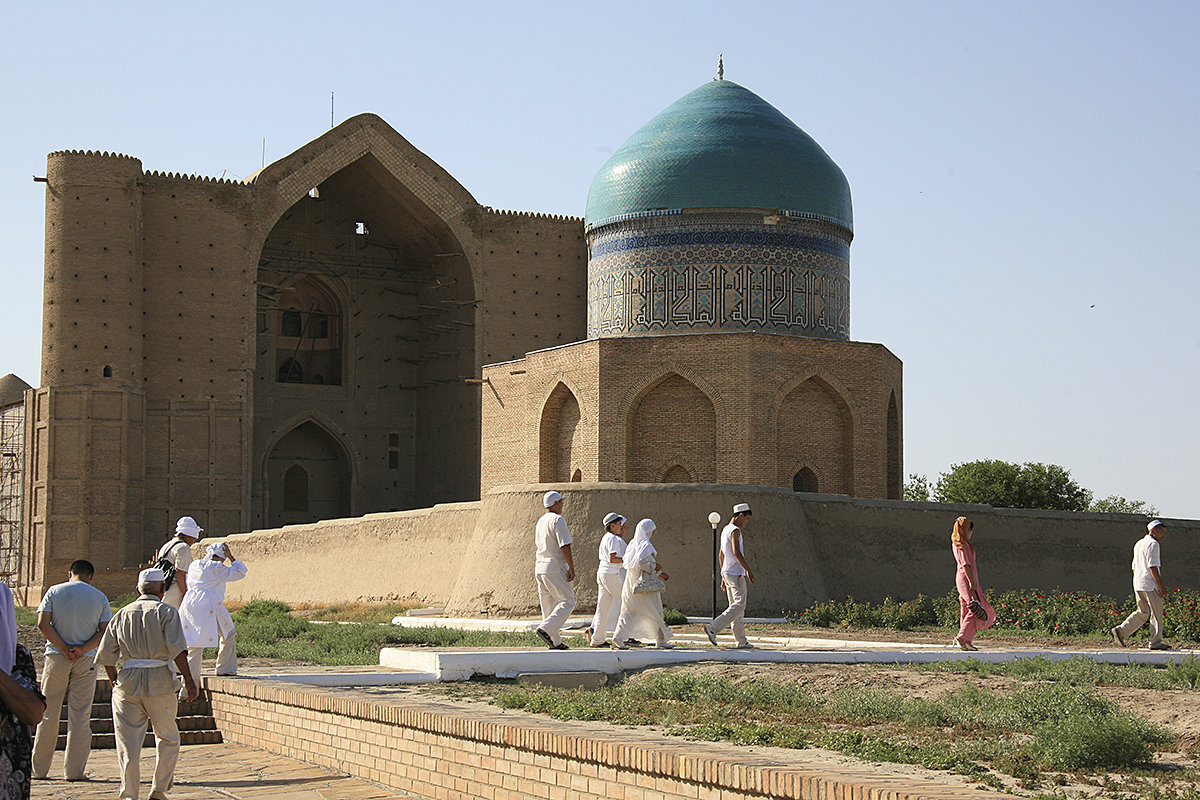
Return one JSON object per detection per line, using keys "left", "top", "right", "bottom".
{"left": 32, "top": 743, "right": 410, "bottom": 800}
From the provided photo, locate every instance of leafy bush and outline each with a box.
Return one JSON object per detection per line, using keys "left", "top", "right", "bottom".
{"left": 789, "top": 587, "right": 1200, "bottom": 643}
{"left": 662, "top": 607, "right": 688, "bottom": 626}
{"left": 1032, "top": 714, "right": 1160, "bottom": 769}
{"left": 786, "top": 595, "right": 935, "bottom": 630}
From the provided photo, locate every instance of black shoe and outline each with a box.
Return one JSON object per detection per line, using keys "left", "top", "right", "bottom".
{"left": 552, "top": 642, "right": 569, "bottom": 650}
{"left": 535, "top": 628, "right": 554, "bottom": 648}
{"left": 625, "top": 638, "right": 644, "bottom": 647}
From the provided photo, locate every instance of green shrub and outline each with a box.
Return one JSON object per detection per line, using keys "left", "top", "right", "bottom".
{"left": 662, "top": 607, "right": 688, "bottom": 626}
{"left": 786, "top": 595, "right": 936, "bottom": 630}
{"left": 1032, "top": 714, "right": 1160, "bottom": 769}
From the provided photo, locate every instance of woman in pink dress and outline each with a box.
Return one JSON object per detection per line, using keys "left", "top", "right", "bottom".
{"left": 952, "top": 516, "right": 994, "bottom": 650}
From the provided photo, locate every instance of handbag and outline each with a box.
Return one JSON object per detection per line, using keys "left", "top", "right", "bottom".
{"left": 632, "top": 556, "right": 666, "bottom": 594}
{"left": 967, "top": 597, "right": 988, "bottom": 622}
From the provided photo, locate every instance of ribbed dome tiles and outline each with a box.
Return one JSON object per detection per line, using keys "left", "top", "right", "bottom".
{"left": 585, "top": 80, "right": 852, "bottom": 231}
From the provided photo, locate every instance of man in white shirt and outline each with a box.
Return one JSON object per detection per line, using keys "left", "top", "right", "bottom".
{"left": 1112, "top": 519, "right": 1170, "bottom": 650}
{"left": 588, "top": 513, "right": 627, "bottom": 647}
{"left": 534, "top": 490, "right": 575, "bottom": 649}
{"left": 157, "top": 516, "right": 202, "bottom": 610}
{"left": 705, "top": 502, "right": 755, "bottom": 649}
{"left": 96, "top": 568, "right": 197, "bottom": 800}
{"left": 32, "top": 559, "right": 113, "bottom": 781}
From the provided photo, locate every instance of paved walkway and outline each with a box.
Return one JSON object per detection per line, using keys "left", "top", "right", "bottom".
{"left": 33, "top": 743, "right": 409, "bottom": 800}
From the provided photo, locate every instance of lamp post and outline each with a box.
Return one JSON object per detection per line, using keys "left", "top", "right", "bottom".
{"left": 708, "top": 512, "right": 722, "bottom": 619}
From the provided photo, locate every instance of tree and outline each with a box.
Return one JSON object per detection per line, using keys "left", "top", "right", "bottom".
{"left": 1089, "top": 495, "right": 1159, "bottom": 516}
{"left": 933, "top": 460, "right": 1091, "bottom": 511}
{"left": 903, "top": 473, "right": 931, "bottom": 502}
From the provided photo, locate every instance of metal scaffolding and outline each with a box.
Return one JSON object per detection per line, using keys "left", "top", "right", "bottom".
{"left": 0, "top": 401, "right": 24, "bottom": 584}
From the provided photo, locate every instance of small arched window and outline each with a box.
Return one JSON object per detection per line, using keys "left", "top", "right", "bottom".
{"left": 571, "top": 469, "right": 582, "bottom": 482}
{"left": 793, "top": 467, "right": 819, "bottom": 493}
{"left": 283, "top": 464, "right": 309, "bottom": 512}
{"left": 280, "top": 310, "right": 303, "bottom": 337}
{"left": 102, "top": 365, "right": 113, "bottom": 378}
{"left": 661, "top": 464, "right": 693, "bottom": 483}
{"left": 278, "top": 358, "right": 305, "bottom": 383}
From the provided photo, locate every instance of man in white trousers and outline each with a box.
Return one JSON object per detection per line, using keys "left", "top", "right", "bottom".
{"left": 705, "top": 502, "right": 755, "bottom": 649}
{"left": 534, "top": 490, "right": 575, "bottom": 649}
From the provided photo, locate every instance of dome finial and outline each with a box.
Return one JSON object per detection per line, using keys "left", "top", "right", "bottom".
{"left": 717, "top": 54, "right": 724, "bottom": 81}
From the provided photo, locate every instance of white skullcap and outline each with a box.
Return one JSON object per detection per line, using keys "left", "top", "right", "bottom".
{"left": 139, "top": 567, "right": 166, "bottom": 584}
{"left": 205, "top": 542, "right": 226, "bottom": 559}
{"left": 602, "top": 512, "right": 626, "bottom": 527}
{"left": 175, "top": 516, "right": 203, "bottom": 537}
{"left": 733, "top": 502, "right": 751, "bottom": 515}
{"left": 543, "top": 490, "right": 563, "bottom": 508}
{"left": 1148, "top": 519, "right": 1164, "bottom": 531}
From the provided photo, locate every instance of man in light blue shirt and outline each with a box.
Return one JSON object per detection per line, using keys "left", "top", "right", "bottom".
{"left": 32, "top": 559, "right": 113, "bottom": 781}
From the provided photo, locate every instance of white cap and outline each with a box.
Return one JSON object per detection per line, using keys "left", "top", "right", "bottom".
{"left": 1148, "top": 519, "right": 1164, "bottom": 532}
{"left": 175, "top": 516, "right": 203, "bottom": 537}
{"left": 138, "top": 567, "right": 166, "bottom": 584}
{"left": 602, "top": 512, "right": 626, "bottom": 527}
{"left": 733, "top": 502, "right": 751, "bottom": 515}
{"left": 543, "top": 490, "right": 563, "bottom": 508}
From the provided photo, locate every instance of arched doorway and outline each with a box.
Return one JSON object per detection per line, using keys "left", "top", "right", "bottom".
{"left": 265, "top": 421, "right": 351, "bottom": 527}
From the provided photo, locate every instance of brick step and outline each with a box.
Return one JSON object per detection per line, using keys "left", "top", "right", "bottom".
{"left": 56, "top": 730, "right": 223, "bottom": 750}
{"left": 59, "top": 715, "right": 218, "bottom": 736}
{"left": 48, "top": 680, "right": 221, "bottom": 750}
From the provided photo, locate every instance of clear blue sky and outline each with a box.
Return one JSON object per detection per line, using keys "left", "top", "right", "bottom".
{"left": 2, "top": 2, "right": 1197, "bottom": 517}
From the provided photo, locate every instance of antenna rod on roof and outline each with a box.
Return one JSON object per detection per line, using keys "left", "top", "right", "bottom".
{"left": 717, "top": 54, "right": 724, "bottom": 81}
{"left": 331, "top": 92, "right": 335, "bottom": 128}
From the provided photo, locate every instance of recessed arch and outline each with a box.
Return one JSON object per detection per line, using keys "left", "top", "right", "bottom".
{"left": 261, "top": 415, "right": 355, "bottom": 527}
{"left": 626, "top": 372, "right": 716, "bottom": 483}
{"left": 272, "top": 276, "right": 343, "bottom": 386}
{"left": 776, "top": 373, "right": 854, "bottom": 494}
{"left": 539, "top": 381, "right": 585, "bottom": 483}
{"left": 886, "top": 389, "right": 901, "bottom": 500}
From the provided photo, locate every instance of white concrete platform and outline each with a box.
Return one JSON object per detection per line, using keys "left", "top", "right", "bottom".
{"left": 390, "top": 615, "right": 789, "bottom": 631}
{"left": 378, "top": 643, "right": 1199, "bottom": 681}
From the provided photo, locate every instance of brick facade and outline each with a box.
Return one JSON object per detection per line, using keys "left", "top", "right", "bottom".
{"left": 480, "top": 333, "right": 902, "bottom": 499}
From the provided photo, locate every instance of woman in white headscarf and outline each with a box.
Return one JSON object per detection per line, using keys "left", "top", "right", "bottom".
{"left": 0, "top": 581, "right": 46, "bottom": 799}
{"left": 610, "top": 519, "right": 674, "bottom": 649}
{"left": 180, "top": 543, "right": 248, "bottom": 682}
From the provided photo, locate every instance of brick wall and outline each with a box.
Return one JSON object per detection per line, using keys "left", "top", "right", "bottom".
{"left": 206, "top": 676, "right": 997, "bottom": 800}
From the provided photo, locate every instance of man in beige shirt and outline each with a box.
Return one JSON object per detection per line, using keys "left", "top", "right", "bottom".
{"left": 96, "top": 568, "right": 197, "bottom": 800}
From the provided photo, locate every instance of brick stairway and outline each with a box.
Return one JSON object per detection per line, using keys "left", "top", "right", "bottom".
{"left": 53, "top": 679, "right": 222, "bottom": 749}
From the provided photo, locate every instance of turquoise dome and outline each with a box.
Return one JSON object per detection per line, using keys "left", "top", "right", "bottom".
{"left": 585, "top": 80, "right": 852, "bottom": 231}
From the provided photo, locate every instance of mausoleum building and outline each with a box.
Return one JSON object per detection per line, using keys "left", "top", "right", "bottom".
{"left": 22, "top": 74, "right": 901, "bottom": 594}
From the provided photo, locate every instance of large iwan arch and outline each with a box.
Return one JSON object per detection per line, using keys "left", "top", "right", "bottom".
{"left": 626, "top": 373, "right": 716, "bottom": 483}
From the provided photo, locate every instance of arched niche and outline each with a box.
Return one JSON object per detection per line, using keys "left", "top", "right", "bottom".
{"left": 539, "top": 382, "right": 583, "bottom": 483}
{"left": 627, "top": 374, "right": 716, "bottom": 483}
{"left": 777, "top": 376, "right": 853, "bottom": 494}
{"left": 886, "top": 390, "right": 901, "bottom": 500}
{"left": 264, "top": 420, "right": 351, "bottom": 527}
